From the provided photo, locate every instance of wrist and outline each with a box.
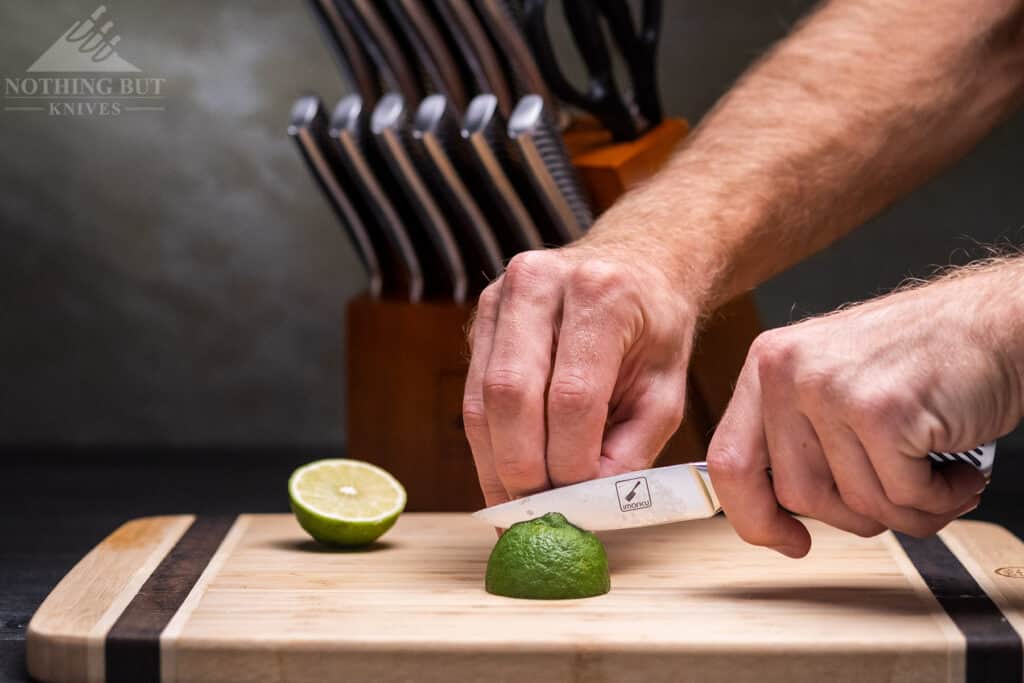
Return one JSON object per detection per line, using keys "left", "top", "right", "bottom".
{"left": 582, "top": 165, "right": 769, "bottom": 315}
{"left": 975, "top": 260, "right": 1024, "bottom": 403}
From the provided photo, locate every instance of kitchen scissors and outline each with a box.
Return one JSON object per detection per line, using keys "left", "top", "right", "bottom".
{"left": 521, "top": 0, "right": 663, "bottom": 141}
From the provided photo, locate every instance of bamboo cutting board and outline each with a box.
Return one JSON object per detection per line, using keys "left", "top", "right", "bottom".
{"left": 27, "top": 514, "right": 1024, "bottom": 683}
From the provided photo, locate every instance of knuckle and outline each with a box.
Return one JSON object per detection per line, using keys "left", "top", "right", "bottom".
{"left": 501, "top": 251, "right": 550, "bottom": 298}
{"left": 707, "top": 442, "right": 760, "bottom": 483}
{"left": 547, "top": 458, "right": 598, "bottom": 487}
{"left": 884, "top": 485, "right": 926, "bottom": 510}
{"left": 482, "top": 368, "right": 530, "bottom": 409}
{"left": 461, "top": 395, "right": 489, "bottom": 431}
{"left": 476, "top": 281, "right": 502, "bottom": 311}
{"left": 774, "top": 479, "right": 828, "bottom": 517}
{"left": 492, "top": 452, "right": 542, "bottom": 488}
{"left": 568, "top": 260, "right": 629, "bottom": 301}
{"left": 750, "top": 331, "right": 797, "bottom": 380}
{"left": 658, "top": 394, "right": 686, "bottom": 431}
{"left": 838, "top": 487, "right": 880, "bottom": 520}
{"left": 794, "top": 370, "right": 834, "bottom": 403}
{"left": 547, "top": 375, "right": 599, "bottom": 418}
{"left": 847, "top": 389, "right": 910, "bottom": 433}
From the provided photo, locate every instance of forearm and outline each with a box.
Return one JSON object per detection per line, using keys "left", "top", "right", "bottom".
{"left": 588, "top": 0, "right": 1024, "bottom": 311}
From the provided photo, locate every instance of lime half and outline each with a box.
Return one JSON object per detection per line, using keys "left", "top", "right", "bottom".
{"left": 288, "top": 459, "right": 406, "bottom": 547}
{"left": 485, "top": 512, "right": 610, "bottom": 599}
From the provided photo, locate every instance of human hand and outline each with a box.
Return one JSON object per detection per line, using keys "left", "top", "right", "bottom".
{"left": 463, "top": 245, "right": 698, "bottom": 507}
{"left": 708, "top": 266, "right": 1023, "bottom": 557}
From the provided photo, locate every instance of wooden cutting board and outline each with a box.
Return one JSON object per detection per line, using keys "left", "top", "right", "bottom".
{"left": 27, "top": 514, "right": 1024, "bottom": 683}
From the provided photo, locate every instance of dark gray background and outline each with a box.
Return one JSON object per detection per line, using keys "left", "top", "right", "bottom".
{"left": 1, "top": 0, "right": 1022, "bottom": 447}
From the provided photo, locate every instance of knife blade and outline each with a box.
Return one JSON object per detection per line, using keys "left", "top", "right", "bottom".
{"left": 507, "top": 94, "right": 593, "bottom": 243}
{"left": 461, "top": 94, "right": 545, "bottom": 255}
{"left": 474, "top": 443, "right": 998, "bottom": 531}
{"left": 386, "top": 0, "right": 469, "bottom": 111}
{"left": 334, "top": 0, "right": 423, "bottom": 105}
{"left": 329, "top": 94, "right": 425, "bottom": 302}
{"left": 288, "top": 95, "right": 383, "bottom": 298}
{"left": 430, "top": 0, "right": 515, "bottom": 116}
{"left": 304, "top": 0, "right": 379, "bottom": 104}
{"left": 411, "top": 94, "right": 504, "bottom": 291}
{"left": 371, "top": 93, "right": 469, "bottom": 303}
{"left": 474, "top": 462, "right": 719, "bottom": 531}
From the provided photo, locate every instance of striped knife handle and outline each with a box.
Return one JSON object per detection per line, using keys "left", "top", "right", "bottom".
{"left": 928, "top": 441, "right": 997, "bottom": 478}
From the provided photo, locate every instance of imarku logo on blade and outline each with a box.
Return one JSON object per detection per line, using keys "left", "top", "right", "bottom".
{"left": 3, "top": 5, "right": 167, "bottom": 117}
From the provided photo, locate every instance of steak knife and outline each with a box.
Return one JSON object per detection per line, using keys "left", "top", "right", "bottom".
{"left": 288, "top": 95, "right": 383, "bottom": 298}
{"left": 386, "top": 0, "right": 469, "bottom": 111}
{"left": 304, "top": 0, "right": 379, "bottom": 103}
{"left": 472, "top": 0, "right": 559, "bottom": 118}
{"left": 430, "top": 0, "right": 514, "bottom": 116}
{"left": 371, "top": 93, "right": 469, "bottom": 303}
{"left": 507, "top": 94, "right": 593, "bottom": 244}
{"left": 461, "top": 94, "right": 544, "bottom": 255}
{"left": 330, "top": 95, "right": 425, "bottom": 302}
{"left": 412, "top": 94, "right": 504, "bottom": 290}
{"left": 334, "top": 0, "right": 423, "bottom": 105}
{"left": 474, "top": 443, "right": 998, "bottom": 531}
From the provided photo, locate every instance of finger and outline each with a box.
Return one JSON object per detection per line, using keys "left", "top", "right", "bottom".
{"left": 599, "top": 374, "right": 686, "bottom": 477}
{"left": 707, "top": 359, "right": 811, "bottom": 558}
{"left": 758, "top": 366, "right": 884, "bottom": 537}
{"left": 463, "top": 280, "right": 507, "bottom": 507}
{"left": 856, "top": 428, "right": 986, "bottom": 515}
{"left": 546, "top": 266, "right": 637, "bottom": 487}
{"left": 483, "top": 253, "right": 560, "bottom": 499}
{"left": 811, "top": 418, "right": 959, "bottom": 537}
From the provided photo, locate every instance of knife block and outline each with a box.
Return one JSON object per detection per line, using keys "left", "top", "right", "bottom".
{"left": 346, "top": 117, "right": 761, "bottom": 512}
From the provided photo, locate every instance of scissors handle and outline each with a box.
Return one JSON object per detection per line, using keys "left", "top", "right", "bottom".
{"left": 522, "top": 0, "right": 640, "bottom": 140}
{"left": 595, "top": 0, "right": 662, "bottom": 125}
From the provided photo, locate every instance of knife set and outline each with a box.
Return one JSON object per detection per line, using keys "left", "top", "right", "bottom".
{"left": 292, "top": 0, "right": 762, "bottom": 511}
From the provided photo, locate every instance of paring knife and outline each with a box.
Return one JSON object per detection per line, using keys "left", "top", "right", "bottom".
{"left": 371, "top": 93, "right": 469, "bottom": 303}
{"left": 334, "top": 0, "right": 423, "bottom": 105}
{"left": 303, "top": 0, "right": 379, "bottom": 104}
{"left": 411, "top": 94, "right": 504, "bottom": 291}
{"left": 461, "top": 94, "right": 545, "bottom": 255}
{"left": 431, "top": 0, "right": 515, "bottom": 116}
{"left": 386, "top": 0, "right": 469, "bottom": 112}
{"left": 474, "top": 443, "right": 998, "bottom": 531}
{"left": 329, "top": 95, "right": 425, "bottom": 302}
{"left": 507, "top": 94, "right": 593, "bottom": 244}
{"left": 287, "top": 95, "right": 383, "bottom": 298}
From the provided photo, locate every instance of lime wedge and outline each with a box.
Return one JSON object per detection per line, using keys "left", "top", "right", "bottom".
{"left": 288, "top": 459, "right": 406, "bottom": 547}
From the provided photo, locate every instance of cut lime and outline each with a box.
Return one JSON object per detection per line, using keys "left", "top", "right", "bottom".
{"left": 288, "top": 459, "right": 406, "bottom": 547}
{"left": 485, "top": 512, "right": 610, "bottom": 599}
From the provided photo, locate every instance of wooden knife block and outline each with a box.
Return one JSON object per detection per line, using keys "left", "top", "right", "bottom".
{"left": 346, "top": 118, "right": 761, "bottom": 512}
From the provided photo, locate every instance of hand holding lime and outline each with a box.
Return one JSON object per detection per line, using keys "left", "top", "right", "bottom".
{"left": 288, "top": 459, "right": 406, "bottom": 547}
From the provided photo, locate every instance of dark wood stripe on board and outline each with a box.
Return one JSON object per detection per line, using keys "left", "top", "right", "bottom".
{"left": 896, "top": 532, "right": 1023, "bottom": 683}
{"left": 105, "top": 515, "right": 237, "bottom": 683}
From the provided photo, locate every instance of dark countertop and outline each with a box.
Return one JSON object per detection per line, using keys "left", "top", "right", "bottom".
{"left": 2, "top": 447, "right": 1022, "bottom": 683}
{"left": 0, "top": 448, "right": 334, "bottom": 683}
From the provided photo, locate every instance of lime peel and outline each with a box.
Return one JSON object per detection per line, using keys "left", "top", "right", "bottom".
{"left": 485, "top": 512, "right": 611, "bottom": 600}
